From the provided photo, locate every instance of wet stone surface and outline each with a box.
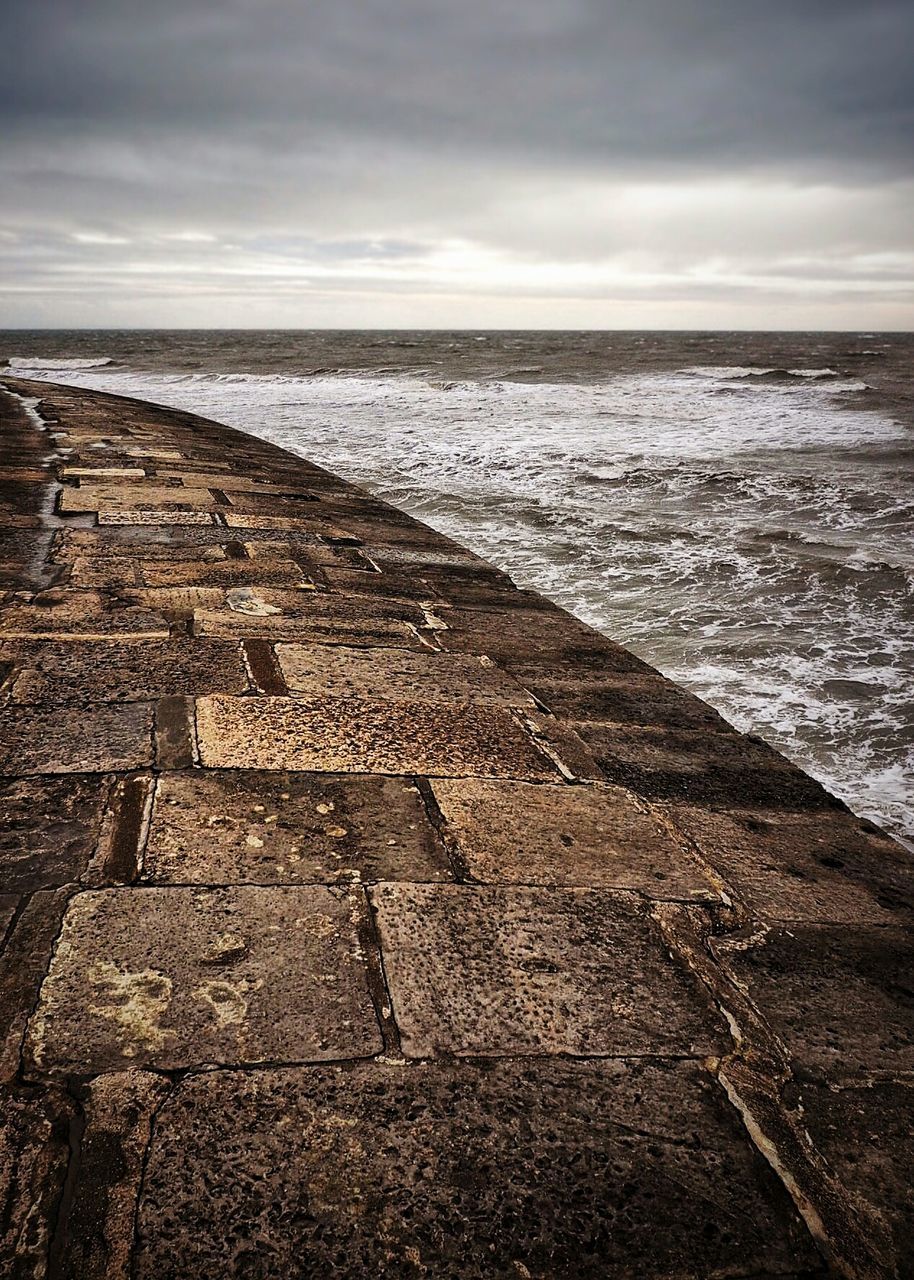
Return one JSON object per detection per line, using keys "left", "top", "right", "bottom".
{"left": 25, "top": 886, "right": 382, "bottom": 1074}
{"left": 432, "top": 777, "right": 716, "bottom": 898}
{"left": 195, "top": 694, "right": 557, "bottom": 779}
{"left": 134, "top": 1058, "right": 819, "bottom": 1280}
{"left": 0, "top": 775, "right": 108, "bottom": 892}
{"left": 372, "top": 884, "right": 727, "bottom": 1057}
{"left": 144, "top": 770, "right": 450, "bottom": 884}
{"left": 0, "top": 1084, "right": 74, "bottom": 1275}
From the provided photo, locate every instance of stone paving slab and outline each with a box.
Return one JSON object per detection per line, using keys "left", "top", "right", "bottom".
{"left": 0, "top": 1085, "right": 74, "bottom": 1275}
{"left": 143, "top": 770, "right": 450, "bottom": 884}
{"left": 5, "top": 638, "right": 249, "bottom": 703}
{"left": 0, "top": 590, "right": 170, "bottom": 640}
{"left": 520, "top": 671, "right": 733, "bottom": 731}
{"left": 372, "top": 884, "right": 727, "bottom": 1057}
{"left": 96, "top": 510, "right": 216, "bottom": 526}
{"left": 713, "top": 923, "right": 914, "bottom": 1083}
{"left": 664, "top": 803, "right": 913, "bottom": 924}
{"left": 0, "top": 702, "right": 154, "bottom": 775}
{"left": 431, "top": 777, "right": 716, "bottom": 897}
{"left": 140, "top": 556, "right": 312, "bottom": 588}
{"left": 0, "top": 775, "right": 108, "bottom": 892}
{"left": 196, "top": 694, "right": 558, "bottom": 778}
{"left": 133, "top": 1059, "right": 819, "bottom": 1280}
{"left": 25, "top": 886, "right": 382, "bottom": 1074}
{"left": 276, "top": 642, "right": 537, "bottom": 706}
{"left": 58, "top": 483, "right": 218, "bottom": 513}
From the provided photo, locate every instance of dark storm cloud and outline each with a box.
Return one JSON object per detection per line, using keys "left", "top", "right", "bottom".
{"left": 2, "top": 0, "right": 913, "bottom": 174}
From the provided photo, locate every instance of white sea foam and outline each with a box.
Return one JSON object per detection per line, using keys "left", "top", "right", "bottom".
{"left": 7, "top": 356, "right": 113, "bottom": 370}
{"left": 20, "top": 360, "right": 914, "bottom": 841}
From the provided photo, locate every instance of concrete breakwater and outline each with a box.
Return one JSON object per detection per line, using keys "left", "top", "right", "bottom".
{"left": 0, "top": 376, "right": 911, "bottom": 1278}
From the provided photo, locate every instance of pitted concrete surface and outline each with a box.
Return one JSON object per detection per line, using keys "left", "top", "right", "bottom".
{"left": 1, "top": 377, "right": 912, "bottom": 1278}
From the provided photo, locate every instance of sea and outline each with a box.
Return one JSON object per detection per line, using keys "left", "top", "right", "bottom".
{"left": 3, "top": 330, "right": 912, "bottom": 845}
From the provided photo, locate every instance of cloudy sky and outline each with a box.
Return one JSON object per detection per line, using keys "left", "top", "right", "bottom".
{"left": 2, "top": 0, "right": 913, "bottom": 329}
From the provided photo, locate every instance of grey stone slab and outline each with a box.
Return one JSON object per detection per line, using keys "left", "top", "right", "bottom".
{"left": 664, "top": 804, "right": 912, "bottom": 924}
{"left": 144, "top": 770, "right": 450, "bottom": 884}
{"left": 800, "top": 1081, "right": 914, "bottom": 1279}
{"left": 8, "top": 639, "right": 249, "bottom": 704}
{"left": 276, "top": 643, "right": 536, "bottom": 706}
{"left": 0, "top": 703, "right": 154, "bottom": 775}
{"left": 571, "top": 723, "right": 842, "bottom": 811}
{"left": 0, "top": 1084, "right": 75, "bottom": 1276}
{"left": 432, "top": 778, "right": 716, "bottom": 899}
{"left": 25, "top": 886, "right": 382, "bottom": 1074}
{"left": 372, "top": 884, "right": 726, "bottom": 1057}
{"left": 134, "top": 1059, "right": 819, "bottom": 1280}
{"left": 0, "top": 775, "right": 108, "bottom": 892}
{"left": 713, "top": 923, "right": 914, "bottom": 1083}
{"left": 196, "top": 695, "right": 557, "bottom": 780}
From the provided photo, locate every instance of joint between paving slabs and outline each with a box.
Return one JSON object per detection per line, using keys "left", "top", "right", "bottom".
{"left": 652, "top": 900, "right": 896, "bottom": 1280}
{"left": 85, "top": 773, "right": 156, "bottom": 887}
{"left": 414, "top": 776, "right": 475, "bottom": 883}
{"left": 358, "top": 887, "right": 404, "bottom": 1057}
{"left": 242, "top": 638, "right": 288, "bottom": 695}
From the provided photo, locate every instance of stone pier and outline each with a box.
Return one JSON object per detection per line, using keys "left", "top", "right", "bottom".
{"left": 1, "top": 377, "right": 911, "bottom": 1278}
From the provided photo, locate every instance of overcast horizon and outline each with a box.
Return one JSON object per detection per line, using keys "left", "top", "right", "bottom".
{"left": 3, "top": 1, "right": 913, "bottom": 331}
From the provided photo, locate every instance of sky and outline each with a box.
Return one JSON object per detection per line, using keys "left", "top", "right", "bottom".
{"left": 2, "top": 0, "right": 913, "bottom": 330}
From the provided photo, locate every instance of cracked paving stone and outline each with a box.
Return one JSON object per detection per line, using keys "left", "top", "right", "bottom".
{"left": 431, "top": 778, "right": 716, "bottom": 899}
{"left": 0, "top": 775, "right": 108, "bottom": 892}
{"left": 798, "top": 1080, "right": 914, "bottom": 1278}
{"left": 0, "top": 1084, "right": 75, "bottom": 1275}
{"left": 24, "top": 886, "right": 382, "bottom": 1074}
{"left": 372, "top": 884, "right": 727, "bottom": 1057}
{"left": 143, "top": 770, "right": 451, "bottom": 884}
{"left": 6, "top": 638, "right": 249, "bottom": 704}
{"left": 196, "top": 694, "right": 557, "bottom": 779}
{"left": 0, "top": 702, "right": 154, "bottom": 774}
{"left": 132, "top": 1058, "right": 819, "bottom": 1280}
{"left": 713, "top": 923, "right": 914, "bottom": 1083}
{"left": 663, "top": 804, "right": 914, "bottom": 925}
{"left": 275, "top": 643, "right": 537, "bottom": 707}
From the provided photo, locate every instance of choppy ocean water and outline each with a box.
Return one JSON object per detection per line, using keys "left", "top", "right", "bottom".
{"left": 3, "top": 330, "right": 912, "bottom": 844}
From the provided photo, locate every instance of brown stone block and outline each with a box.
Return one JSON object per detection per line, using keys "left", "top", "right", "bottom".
{"left": 223, "top": 512, "right": 360, "bottom": 542}
{"left": 69, "top": 555, "right": 144, "bottom": 587}
{"left": 140, "top": 557, "right": 311, "bottom": 588}
{"left": 799, "top": 1081, "right": 914, "bottom": 1278}
{"left": 276, "top": 643, "right": 536, "bottom": 706}
{"left": 432, "top": 778, "right": 715, "bottom": 898}
{"left": 663, "top": 804, "right": 913, "bottom": 924}
{"left": 372, "top": 883, "right": 726, "bottom": 1057}
{"left": 523, "top": 672, "right": 732, "bottom": 731}
{"left": 62, "top": 466, "right": 146, "bottom": 479}
{"left": 59, "top": 484, "right": 217, "bottom": 513}
{"left": 0, "top": 589, "right": 170, "bottom": 640}
{"left": 144, "top": 770, "right": 450, "bottom": 884}
{"left": 0, "top": 703, "right": 154, "bottom": 775}
{"left": 0, "top": 1084, "right": 74, "bottom": 1274}
{"left": 25, "top": 886, "right": 382, "bottom": 1074}
{"left": 196, "top": 609, "right": 420, "bottom": 646}
{"left": 8, "top": 639, "right": 249, "bottom": 704}
{"left": 572, "top": 723, "right": 841, "bottom": 811}
{"left": 0, "top": 775, "right": 108, "bottom": 892}
{"left": 196, "top": 694, "right": 556, "bottom": 779}
{"left": 0, "top": 889, "right": 72, "bottom": 1080}
{"left": 133, "top": 1059, "right": 817, "bottom": 1279}
{"left": 713, "top": 923, "right": 914, "bottom": 1082}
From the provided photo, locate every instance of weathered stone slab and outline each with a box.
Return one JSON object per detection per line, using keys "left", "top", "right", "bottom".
{"left": 224, "top": 512, "right": 360, "bottom": 541}
{"left": 713, "top": 923, "right": 914, "bottom": 1082}
{"left": 59, "top": 484, "right": 217, "bottom": 513}
{"left": 195, "top": 609, "right": 419, "bottom": 646}
{"left": 134, "top": 1059, "right": 817, "bottom": 1279}
{"left": 572, "top": 723, "right": 841, "bottom": 810}
{"left": 141, "top": 557, "right": 312, "bottom": 588}
{"left": 62, "top": 466, "right": 146, "bottom": 479}
{"left": 521, "top": 672, "right": 732, "bottom": 731}
{"left": 97, "top": 511, "right": 215, "bottom": 526}
{"left": 799, "top": 1081, "right": 914, "bottom": 1277}
{"left": 196, "top": 695, "right": 557, "bottom": 779}
{"left": 373, "top": 884, "right": 726, "bottom": 1056}
{"left": 0, "top": 889, "right": 72, "bottom": 1080}
{"left": 432, "top": 778, "right": 715, "bottom": 898}
{"left": 0, "top": 590, "right": 169, "bottom": 640}
{"left": 0, "top": 703, "right": 153, "bottom": 774}
{"left": 664, "top": 804, "right": 913, "bottom": 924}
{"left": 0, "top": 775, "right": 108, "bottom": 892}
{"left": 0, "top": 1084, "right": 74, "bottom": 1275}
{"left": 8, "top": 639, "right": 249, "bottom": 704}
{"left": 276, "top": 643, "right": 536, "bottom": 706}
{"left": 144, "top": 771, "right": 450, "bottom": 884}
{"left": 25, "top": 886, "right": 382, "bottom": 1074}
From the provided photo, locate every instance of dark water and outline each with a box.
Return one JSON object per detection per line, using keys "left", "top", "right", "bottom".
{"left": 3, "top": 330, "right": 913, "bottom": 842}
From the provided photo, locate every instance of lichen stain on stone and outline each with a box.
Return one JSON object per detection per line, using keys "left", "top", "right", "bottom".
{"left": 87, "top": 960, "right": 174, "bottom": 1054}
{"left": 192, "top": 979, "right": 250, "bottom": 1029}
